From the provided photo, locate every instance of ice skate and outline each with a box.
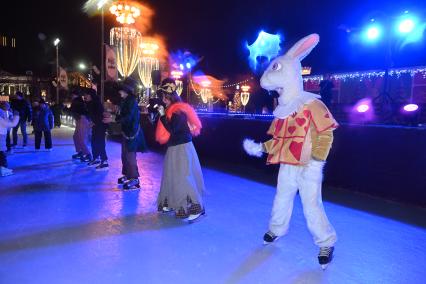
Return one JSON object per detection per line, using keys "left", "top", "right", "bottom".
{"left": 0, "top": 167, "right": 14, "bottom": 177}
{"left": 318, "top": 246, "right": 334, "bottom": 270}
{"left": 117, "top": 176, "right": 128, "bottom": 185}
{"left": 123, "top": 178, "right": 140, "bottom": 190}
{"left": 187, "top": 210, "right": 206, "bottom": 223}
{"left": 263, "top": 231, "right": 280, "bottom": 245}
{"left": 95, "top": 160, "right": 109, "bottom": 171}
{"left": 87, "top": 159, "right": 101, "bottom": 167}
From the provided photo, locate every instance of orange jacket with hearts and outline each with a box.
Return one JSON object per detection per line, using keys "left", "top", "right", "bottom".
{"left": 263, "top": 99, "right": 338, "bottom": 165}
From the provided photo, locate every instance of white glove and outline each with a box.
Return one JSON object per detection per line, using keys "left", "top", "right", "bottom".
{"left": 157, "top": 105, "right": 165, "bottom": 116}
{"left": 243, "top": 139, "right": 263, "bottom": 157}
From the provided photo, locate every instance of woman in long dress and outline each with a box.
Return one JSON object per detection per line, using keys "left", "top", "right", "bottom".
{"left": 155, "top": 79, "right": 205, "bottom": 221}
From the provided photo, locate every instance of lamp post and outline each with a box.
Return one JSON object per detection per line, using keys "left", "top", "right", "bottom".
{"left": 53, "top": 38, "right": 60, "bottom": 104}
{"left": 97, "top": 0, "right": 109, "bottom": 102}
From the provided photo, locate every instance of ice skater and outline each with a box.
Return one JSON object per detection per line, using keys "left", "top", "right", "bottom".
{"left": 155, "top": 78, "right": 205, "bottom": 222}
{"left": 244, "top": 34, "right": 337, "bottom": 269}
{"left": 0, "top": 102, "right": 19, "bottom": 176}
{"left": 104, "top": 77, "right": 147, "bottom": 190}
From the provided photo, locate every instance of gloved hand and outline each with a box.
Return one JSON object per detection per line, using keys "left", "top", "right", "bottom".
{"left": 243, "top": 138, "right": 264, "bottom": 157}
{"left": 157, "top": 105, "right": 165, "bottom": 116}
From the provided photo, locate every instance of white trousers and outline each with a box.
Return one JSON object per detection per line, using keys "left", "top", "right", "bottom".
{"left": 269, "top": 161, "right": 337, "bottom": 247}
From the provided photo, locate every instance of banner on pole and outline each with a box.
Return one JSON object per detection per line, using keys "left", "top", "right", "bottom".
{"left": 59, "top": 67, "right": 68, "bottom": 90}
{"left": 105, "top": 45, "right": 118, "bottom": 81}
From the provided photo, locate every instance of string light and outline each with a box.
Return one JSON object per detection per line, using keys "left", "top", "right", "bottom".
{"left": 221, "top": 78, "right": 254, "bottom": 89}
{"left": 303, "top": 66, "right": 426, "bottom": 82}
{"left": 138, "top": 40, "right": 160, "bottom": 88}
{"left": 110, "top": 27, "right": 141, "bottom": 78}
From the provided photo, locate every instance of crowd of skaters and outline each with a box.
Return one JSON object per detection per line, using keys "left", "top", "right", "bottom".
{"left": 1, "top": 78, "right": 206, "bottom": 222}
{"left": 0, "top": 92, "right": 56, "bottom": 176}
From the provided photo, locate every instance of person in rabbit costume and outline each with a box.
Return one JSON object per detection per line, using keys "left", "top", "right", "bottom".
{"left": 244, "top": 34, "right": 337, "bottom": 269}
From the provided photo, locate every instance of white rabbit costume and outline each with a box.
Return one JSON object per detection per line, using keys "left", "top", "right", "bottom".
{"left": 244, "top": 34, "right": 337, "bottom": 248}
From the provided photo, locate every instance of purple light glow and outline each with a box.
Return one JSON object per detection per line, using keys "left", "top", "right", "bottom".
{"left": 357, "top": 104, "right": 370, "bottom": 113}
{"left": 403, "top": 104, "right": 419, "bottom": 112}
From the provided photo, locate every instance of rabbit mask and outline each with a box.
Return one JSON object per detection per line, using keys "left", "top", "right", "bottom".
{"left": 260, "top": 34, "right": 321, "bottom": 119}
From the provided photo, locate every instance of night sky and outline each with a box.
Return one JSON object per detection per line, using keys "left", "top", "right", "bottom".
{"left": 1, "top": 0, "right": 425, "bottom": 78}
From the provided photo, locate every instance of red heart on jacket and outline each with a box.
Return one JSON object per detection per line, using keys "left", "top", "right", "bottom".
{"left": 296, "top": 117, "right": 306, "bottom": 126}
{"left": 288, "top": 126, "right": 296, "bottom": 134}
{"left": 303, "top": 110, "right": 311, "bottom": 118}
{"left": 289, "top": 141, "right": 303, "bottom": 161}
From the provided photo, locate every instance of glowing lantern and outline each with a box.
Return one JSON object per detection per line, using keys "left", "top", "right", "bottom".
{"left": 109, "top": 1, "right": 141, "bottom": 25}
{"left": 200, "top": 80, "right": 212, "bottom": 104}
{"left": 110, "top": 27, "right": 141, "bottom": 78}
{"left": 138, "top": 41, "right": 159, "bottom": 89}
{"left": 240, "top": 85, "right": 250, "bottom": 112}
{"left": 302, "top": 67, "right": 312, "bottom": 75}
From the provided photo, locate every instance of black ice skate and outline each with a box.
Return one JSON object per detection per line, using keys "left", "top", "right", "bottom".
{"left": 80, "top": 154, "right": 92, "bottom": 163}
{"left": 318, "top": 246, "right": 334, "bottom": 270}
{"left": 123, "top": 178, "right": 140, "bottom": 190}
{"left": 88, "top": 159, "right": 100, "bottom": 167}
{"left": 263, "top": 231, "right": 280, "bottom": 245}
{"left": 95, "top": 161, "right": 109, "bottom": 171}
{"left": 117, "top": 176, "right": 128, "bottom": 185}
{"left": 72, "top": 152, "right": 82, "bottom": 159}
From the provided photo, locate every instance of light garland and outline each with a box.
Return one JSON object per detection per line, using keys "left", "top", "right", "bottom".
{"left": 110, "top": 27, "right": 141, "bottom": 78}
{"left": 138, "top": 57, "right": 159, "bottom": 88}
{"left": 138, "top": 41, "right": 160, "bottom": 88}
{"left": 303, "top": 66, "right": 426, "bottom": 83}
{"left": 221, "top": 78, "right": 254, "bottom": 89}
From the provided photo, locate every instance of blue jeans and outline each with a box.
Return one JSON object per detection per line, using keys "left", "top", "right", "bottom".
{"left": 12, "top": 120, "right": 28, "bottom": 146}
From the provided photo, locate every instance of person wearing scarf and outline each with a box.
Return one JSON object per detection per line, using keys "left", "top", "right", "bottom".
{"left": 155, "top": 78, "right": 205, "bottom": 221}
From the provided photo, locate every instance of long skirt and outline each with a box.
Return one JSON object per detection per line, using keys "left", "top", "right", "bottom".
{"left": 157, "top": 142, "right": 205, "bottom": 218}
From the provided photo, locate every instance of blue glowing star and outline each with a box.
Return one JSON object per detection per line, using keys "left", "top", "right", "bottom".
{"left": 247, "top": 31, "right": 282, "bottom": 69}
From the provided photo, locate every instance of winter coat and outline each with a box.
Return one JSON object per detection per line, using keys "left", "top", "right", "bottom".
{"left": 70, "top": 97, "right": 88, "bottom": 119}
{"left": 156, "top": 102, "right": 202, "bottom": 146}
{"left": 32, "top": 105, "right": 54, "bottom": 132}
{"left": 86, "top": 95, "right": 105, "bottom": 127}
{"left": 52, "top": 103, "right": 63, "bottom": 122}
{"left": 11, "top": 99, "right": 32, "bottom": 122}
{"left": 118, "top": 95, "right": 147, "bottom": 153}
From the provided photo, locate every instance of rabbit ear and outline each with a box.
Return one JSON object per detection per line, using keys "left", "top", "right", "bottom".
{"left": 285, "top": 34, "right": 320, "bottom": 61}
